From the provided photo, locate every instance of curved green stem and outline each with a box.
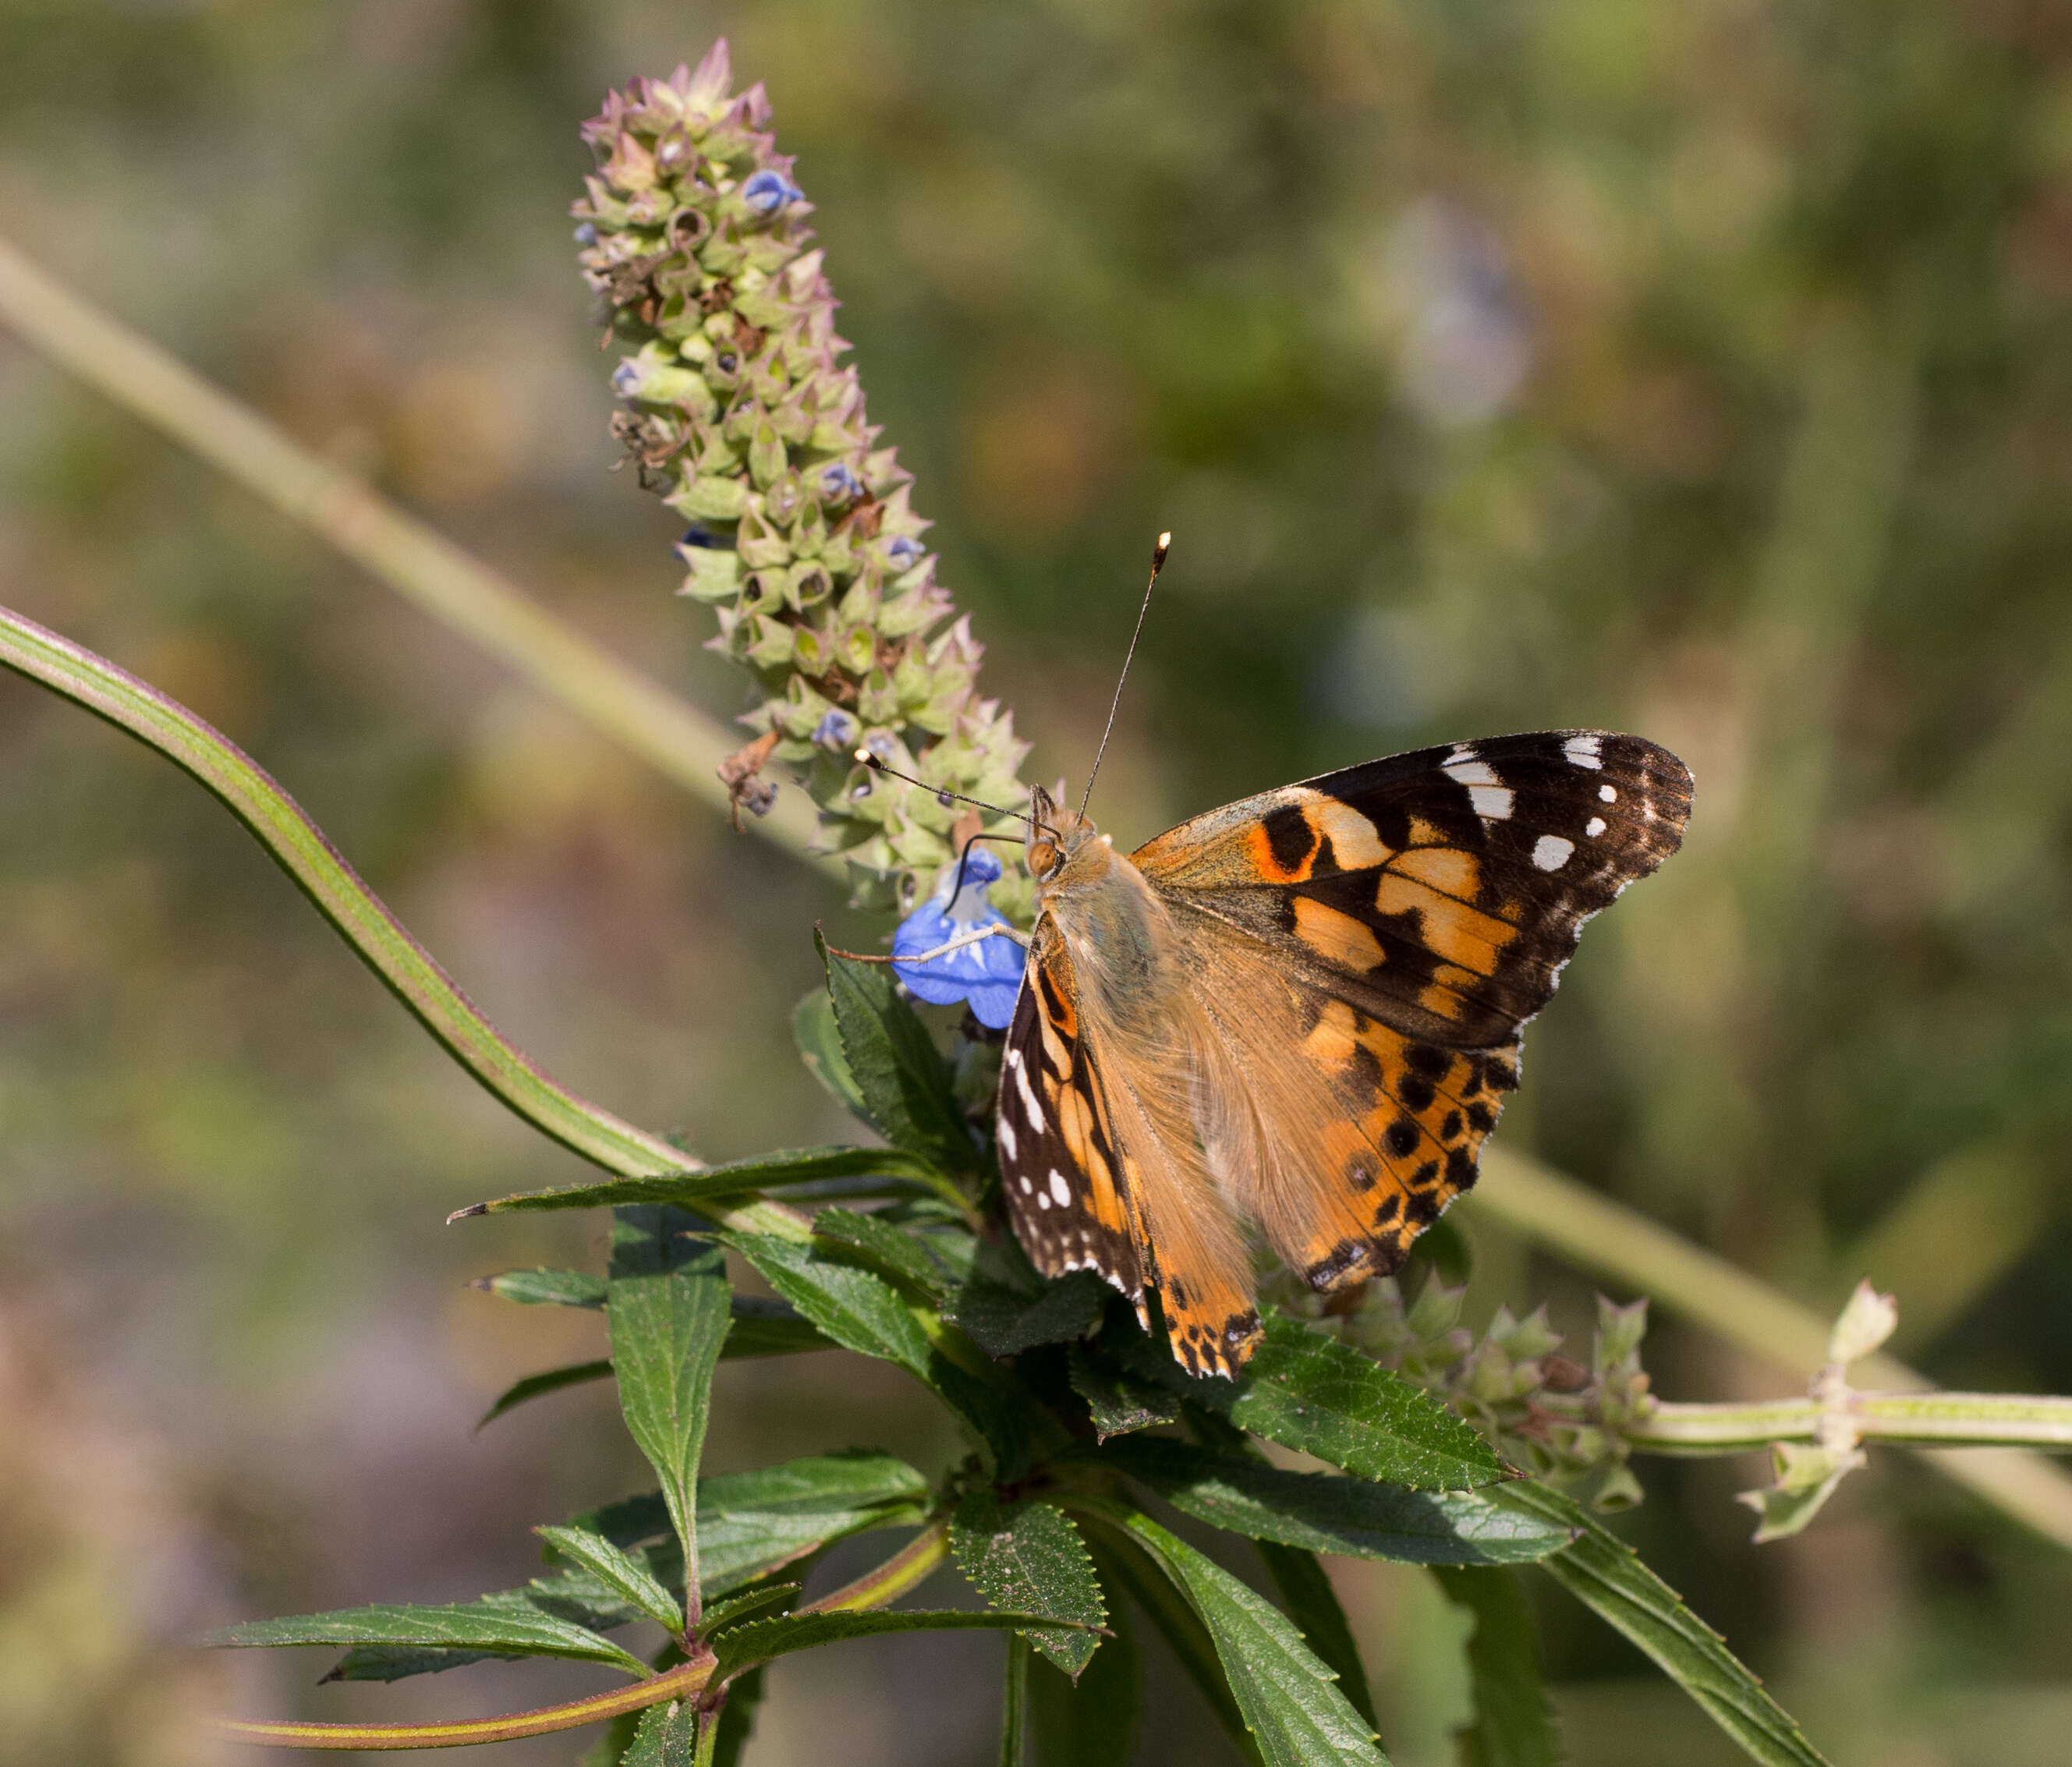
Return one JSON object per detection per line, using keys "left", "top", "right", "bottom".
{"left": 0, "top": 603, "right": 805, "bottom": 1241}
{"left": 217, "top": 1652, "right": 714, "bottom": 1751}
{"left": 799, "top": 1518, "right": 951, "bottom": 1613}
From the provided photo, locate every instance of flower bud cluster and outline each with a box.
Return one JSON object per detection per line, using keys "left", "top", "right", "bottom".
{"left": 1267, "top": 1270, "right": 1657, "bottom": 1510}
{"left": 574, "top": 42, "right": 1029, "bottom": 912}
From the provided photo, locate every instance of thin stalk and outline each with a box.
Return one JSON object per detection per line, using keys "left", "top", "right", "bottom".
{"left": 0, "top": 234, "right": 835, "bottom": 877}
{"left": 0, "top": 603, "right": 806, "bottom": 1241}
{"left": 999, "top": 1632, "right": 1029, "bottom": 1767}
{"left": 215, "top": 1652, "right": 714, "bottom": 1752}
{"left": 1632, "top": 1392, "right": 2072, "bottom": 1456}
{"left": 799, "top": 1518, "right": 950, "bottom": 1613}
{"left": 1472, "top": 1148, "right": 2072, "bottom": 1547}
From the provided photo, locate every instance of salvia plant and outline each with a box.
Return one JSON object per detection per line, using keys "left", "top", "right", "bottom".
{"left": 15, "top": 35, "right": 2072, "bottom": 1767}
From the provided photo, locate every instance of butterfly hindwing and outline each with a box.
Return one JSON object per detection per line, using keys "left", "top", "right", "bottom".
{"left": 996, "top": 922, "right": 1146, "bottom": 1308}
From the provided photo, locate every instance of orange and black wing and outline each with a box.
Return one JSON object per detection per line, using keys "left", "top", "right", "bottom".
{"left": 995, "top": 919, "right": 1148, "bottom": 1315}
{"left": 1134, "top": 731, "right": 1691, "bottom": 1280}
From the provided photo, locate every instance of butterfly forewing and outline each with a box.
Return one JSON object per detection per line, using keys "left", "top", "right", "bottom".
{"left": 996, "top": 922, "right": 1146, "bottom": 1308}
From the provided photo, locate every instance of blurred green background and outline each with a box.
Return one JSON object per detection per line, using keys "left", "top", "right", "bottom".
{"left": 3, "top": 1, "right": 2072, "bottom": 1762}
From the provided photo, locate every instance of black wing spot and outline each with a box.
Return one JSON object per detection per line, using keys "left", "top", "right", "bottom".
{"left": 1372, "top": 1194, "right": 1402, "bottom": 1227}
{"left": 1404, "top": 1188, "right": 1443, "bottom": 1226}
{"left": 1446, "top": 1146, "right": 1477, "bottom": 1187}
{"left": 1398, "top": 1071, "right": 1437, "bottom": 1113}
{"left": 1262, "top": 803, "right": 1316, "bottom": 873}
{"left": 1405, "top": 1045, "right": 1451, "bottom": 1079}
{"left": 1384, "top": 1117, "right": 1420, "bottom": 1158}
{"left": 1410, "top": 1160, "right": 1440, "bottom": 1188}
{"left": 1465, "top": 1100, "right": 1496, "bottom": 1134}
{"left": 1344, "top": 1041, "right": 1385, "bottom": 1107}
{"left": 1304, "top": 1240, "right": 1368, "bottom": 1290}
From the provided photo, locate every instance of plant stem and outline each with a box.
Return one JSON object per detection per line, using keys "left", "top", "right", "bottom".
{"left": 1632, "top": 1392, "right": 2072, "bottom": 1455}
{"left": 799, "top": 1518, "right": 951, "bottom": 1613}
{"left": 1472, "top": 1148, "right": 2072, "bottom": 1546}
{"left": 0, "top": 234, "right": 835, "bottom": 877}
{"left": 216, "top": 1652, "right": 714, "bottom": 1751}
{"left": 0, "top": 602, "right": 806, "bottom": 1241}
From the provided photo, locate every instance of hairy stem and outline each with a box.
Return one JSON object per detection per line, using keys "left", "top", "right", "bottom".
{"left": 1632, "top": 1392, "right": 2072, "bottom": 1455}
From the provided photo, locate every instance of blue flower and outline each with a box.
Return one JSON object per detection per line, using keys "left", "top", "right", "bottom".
{"left": 812, "top": 708, "right": 859, "bottom": 749}
{"left": 817, "top": 461, "right": 863, "bottom": 505}
{"left": 884, "top": 535, "right": 925, "bottom": 570}
{"left": 611, "top": 359, "right": 646, "bottom": 397}
{"left": 892, "top": 845, "right": 1025, "bottom": 1029}
{"left": 742, "top": 169, "right": 803, "bottom": 215}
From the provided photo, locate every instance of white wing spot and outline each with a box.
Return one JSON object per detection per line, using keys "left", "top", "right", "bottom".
{"left": 1585, "top": 816, "right": 1607, "bottom": 838}
{"left": 1013, "top": 1060, "right": 1043, "bottom": 1128}
{"left": 1443, "top": 760, "right": 1514, "bottom": 820}
{"left": 997, "top": 1117, "right": 1018, "bottom": 1161}
{"left": 1019, "top": 1174, "right": 1034, "bottom": 1195}
{"left": 1532, "top": 834, "right": 1575, "bottom": 871}
{"left": 1599, "top": 784, "right": 1617, "bottom": 802}
{"left": 1035, "top": 1187, "right": 1052, "bottom": 1210}
{"left": 1048, "top": 1170, "right": 1072, "bottom": 1208}
{"left": 1443, "top": 759, "right": 1500, "bottom": 787}
{"left": 1468, "top": 784, "right": 1514, "bottom": 821}
{"left": 1564, "top": 735, "right": 1604, "bottom": 770}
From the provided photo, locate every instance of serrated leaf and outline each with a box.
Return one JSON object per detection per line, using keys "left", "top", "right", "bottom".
{"left": 952, "top": 1494, "right": 1107, "bottom": 1677}
{"left": 696, "top": 1584, "right": 800, "bottom": 1635}
{"left": 722, "top": 1229, "right": 1037, "bottom": 1474}
{"left": 1256, "top": 1544, "right": 1378, "bottom": 1733}
{"left": 1142, "top": 1312, "right": 1502, "bottom": 1490}
{"left": 607, "top": 1215, "right": 732, "bottom": 1617}
{"left": 951, "top": 1273, "right": 1108, "bottom": 1358}
{"left": 1100, "top": 1436, "right": 1567, "bottom": 1565}
{"left": 537, "top": 1525, "right": 683, "bottom": 1636}
{"left": 1068, "top": 1345, "right": 1180, "bottom": 1440}
{"left": 622, "top": 1699, "right": 697, "bottom": 1767}
{"left": 1028, "top": 1589, "right": 1140, "bottom": 1767}
{"left": 458, "top": 1146, "right": 950, "bottom": 1217}
{"left": 579, "top": 1452, "right": 933, "bottom": 1599}
{"left": 710, "top": 1607, "right": 1099, "bottom": 1680}
{"left": 1433, "top": 1566, "right": 1561, "bottom": 1767}
{"left": 204, "top": 1600, "right": 647, "bottom": 1677}
{"left": 479, "top": 1266, "right": 607, "bottom": 1308}
{"left": 813, "top": 1204, "right": 952, "bottom": 1298}
{"left": 819, "top": 937, "right": 978, "bottom": 1173}
{"left": 1496, "top": 1483, "right": 1829, "bottom": 1767}
{"left": 795, "top": 986, "right": 870, "bottom": 1121}
{"left": 1104, "top": 1508, "right": 1387, "bottom": 1767}
{"left": 478, "top": 1359, "right": 615, "bottom": 1428}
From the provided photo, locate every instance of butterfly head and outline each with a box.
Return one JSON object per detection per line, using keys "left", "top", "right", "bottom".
{"left": 1025, "top": 784, "right": 1110, "bottom": 889}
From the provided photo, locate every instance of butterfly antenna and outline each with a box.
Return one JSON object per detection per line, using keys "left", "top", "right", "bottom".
{"left": 1079, "top": 531, "right": 1171, "bottom": 820}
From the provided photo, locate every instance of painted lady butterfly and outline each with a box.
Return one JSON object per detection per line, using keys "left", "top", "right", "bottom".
{"left": 996, "top": 730, "right": 1692, "bottom": 1379}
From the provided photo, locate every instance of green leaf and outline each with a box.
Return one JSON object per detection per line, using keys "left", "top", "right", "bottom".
{"left": 1433, "top": 1567, "right": 1561, "bottom": 1767}
{"left": 710, "top": 1607, "right": 1099, "bottom": 1680}
{"left": 1099, "top": 1507, "right": 1388, "bottom": 1767}
{"left": 722, "top": 1229, "right": 1037, "bottom": 1474}
{"left": 1099, "top": 1436, "right": 1568, "bottom": 1565}
{"left": 608, "top": 1212, "right": 733, "bottom": 1617}
{"left": 581, "top": 1451, "right": 932, "bottom": 1599}
{"left": 952, "top": 1494, "right": 1107, "bottom": 1677}
{"left": 795, "top": 983, "right": 870, "bottom": 1121}
{"left": 204, "top": 1599, "right": 648, "bottom": 1677}
{"left": 622, "top": 1700, "right": 697, "bottom": 1767}
{"left": 1148, "top": 1311, "right": 1503, "bottom": 1490}
{"left": 1028, "top": 1585, "right": 1140, "bottom": 1767}
{"left": 1068, "top": 1345, "right": 1180, "bottom": 1441}
{"left": 1496, "top": 1484, "right": 1830, "bottom": 1767}
{"left": 710, "top": 1663, "right": 766, "bottom": 1767}
{"left": 951, "top": 1273, "right": 1109, "bottom": 1358}
{"left": 813, "top": 1204, "right": 954, "bottom": 1298}
{"left": 1256, "top": 1544, "right": 1378, "bottom": 1736}
{"left": 696, "top": 1585, "right": 800, "bottom": 1636}
{"left": 479, "top": 1266, "right": 607, "bottom": 1308}
{"left": 478, "top": 1358, "right": 615, "bottom": 1427}
{"left": 537, "top": 1524, "right": 684, "bottom": 1636}
{"left": 722, "top": 1295, "right": 835, "bottom": 1358}
{"left": 458, "top": 1145, "right": 951, "bottom": 1217}
{"left": 819, "top": 937, "right": 978, "bottom": 1173}
{"left": 1076, "top": 1528, "right": 1255, "bottom": 1762}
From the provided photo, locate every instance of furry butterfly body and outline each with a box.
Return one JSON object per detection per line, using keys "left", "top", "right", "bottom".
{"left": 995, "top": 730, "right": 1693, "bottom": 1379}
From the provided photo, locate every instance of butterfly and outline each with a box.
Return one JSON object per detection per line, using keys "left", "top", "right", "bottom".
{"left": 994, "top": 730, "right": 1692, "bottom": 1379}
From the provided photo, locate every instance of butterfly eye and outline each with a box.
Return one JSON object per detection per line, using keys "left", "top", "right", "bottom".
{"left": 1029, "top": 838, "right": 1060, "bottom": 879}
